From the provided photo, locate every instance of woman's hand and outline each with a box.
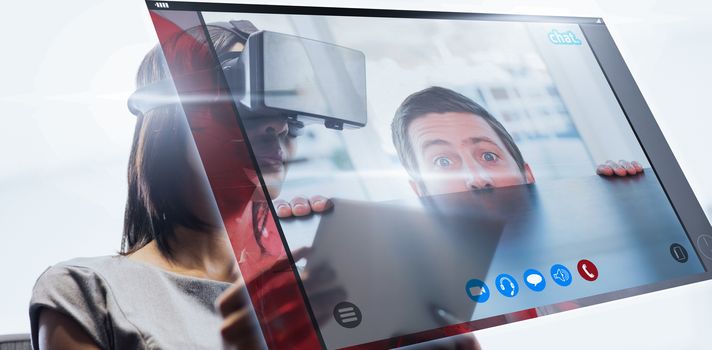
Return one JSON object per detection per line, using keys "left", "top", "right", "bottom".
{"left": 216, "top": 277, "right": 264, "bottom": 350}
{"left": 431, "top": 333, "right": 480, "bottom": 350}
{"left": 274, "top": 195, "right": 333, "bottom": 218}
{"left": 596, "top": 160, "right": 643, "bottom": 177}
{"left": 399, "top": 333, "right": 481, "bottom": 350}
{"left": 216, "top": 248, "right": 345, "bottom": 349}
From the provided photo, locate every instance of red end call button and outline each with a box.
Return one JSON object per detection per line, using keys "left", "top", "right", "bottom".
{"left": 577, "top": 259, "right": 599, "bottom": 281}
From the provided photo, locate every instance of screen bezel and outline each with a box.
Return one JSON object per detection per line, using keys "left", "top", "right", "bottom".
{"left": 144, "top": 2, "right": 712, "bottom": 348}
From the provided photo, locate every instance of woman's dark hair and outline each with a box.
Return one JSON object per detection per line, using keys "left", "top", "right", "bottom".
{"left": 120, "top": 25, "right": 245, "bottom": 259}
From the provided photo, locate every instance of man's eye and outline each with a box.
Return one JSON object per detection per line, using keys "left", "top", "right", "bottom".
{"left": 434, "top": 156, "right": 453, "bottom": 168}
{"left": 481, "top": 152, "right": 499, "bottom": 162}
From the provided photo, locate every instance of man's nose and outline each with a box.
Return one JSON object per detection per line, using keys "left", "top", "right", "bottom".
{"left": 464, "top": 159, "right": 494, "bottom": 190}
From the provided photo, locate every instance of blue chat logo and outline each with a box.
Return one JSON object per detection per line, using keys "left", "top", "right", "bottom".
{"left": 550, "top": 264, "right": 573, "bottom": 287}
{"left": 548, "top": 30, "right": 582, "bottom": 45}
{"left": 523, "top": 269, "right": 546, "bottom": 292}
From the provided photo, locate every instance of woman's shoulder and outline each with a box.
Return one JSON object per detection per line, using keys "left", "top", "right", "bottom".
{"left": 30, "top": 255, "right": 234, "bottom": 349}
{"left": 32, "top": 255, "right": 128, "bottom": 293}
{"left": 30, "top": 254, "right": 196, "bottom": 303}
{"left": 30, "top": 255, "right": 129, "bottom": 316}
{"left": 29, "top": 256, "right": 122, "bottom": 349}
{"left": 32, "top": 254, "right": 232, "bottom": 315}
{"left": 29, "top": 255, "right": 161, "bottom": 328}
{"left": 32, "top": 255, "right": 117, "bottom": 294}
{"left": 35, "top": 254, "right": 187, "bottom": 281}
{"left": 44, "top": 254, "right": 127, "bottom": 271}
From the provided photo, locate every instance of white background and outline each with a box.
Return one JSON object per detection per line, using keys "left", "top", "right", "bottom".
{"left": 1, "top": 0, "right": 711, "bottom": 348}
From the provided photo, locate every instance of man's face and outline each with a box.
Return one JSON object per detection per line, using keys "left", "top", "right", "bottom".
{"left": 408, "top": 112, "right": 533, "bottom": 196}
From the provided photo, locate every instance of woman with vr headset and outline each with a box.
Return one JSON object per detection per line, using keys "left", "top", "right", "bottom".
{"left": 29, "top": 15, "right": 480, "bottom": 349}
{"left": 28, "top": 19, "right": 345, "bottom": 350}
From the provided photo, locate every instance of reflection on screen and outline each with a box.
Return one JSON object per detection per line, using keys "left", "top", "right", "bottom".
{"left": 200, "top": 11, "right": 706, "bottom": 349}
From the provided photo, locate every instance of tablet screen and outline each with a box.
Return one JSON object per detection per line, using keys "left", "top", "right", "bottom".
{"left": 144, "top": 3, "right": 712, "bottom": 349}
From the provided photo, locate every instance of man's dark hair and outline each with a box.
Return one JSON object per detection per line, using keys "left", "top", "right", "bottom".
{"left": 391, "top": 86, "right": 526, "bottom": 178}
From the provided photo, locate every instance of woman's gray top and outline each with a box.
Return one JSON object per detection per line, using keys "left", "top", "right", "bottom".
{"left": 29, "top": 255, "right": 232, "bottom": 349}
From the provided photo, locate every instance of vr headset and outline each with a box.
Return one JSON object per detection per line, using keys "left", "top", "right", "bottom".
{"left": 128, "top": 20, "right": 368, "bottom": 131}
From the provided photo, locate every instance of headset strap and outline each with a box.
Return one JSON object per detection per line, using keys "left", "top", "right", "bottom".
{"left": 127, "top": 20, "right": 258, "bottom": 116}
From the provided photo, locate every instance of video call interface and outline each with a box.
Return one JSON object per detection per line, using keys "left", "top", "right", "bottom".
{"left": 149, "top": 5, "right": 708, "bottom": 349}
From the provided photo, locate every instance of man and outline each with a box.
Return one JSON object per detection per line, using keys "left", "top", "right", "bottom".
{"left": 262, "top": 86, "right": 640, "bottom": 347}
{"left": 390, "top": 86, "right": 643, "bottom": 327}
{"left": 391, "top": 86, "right": 642, "bottom": 197}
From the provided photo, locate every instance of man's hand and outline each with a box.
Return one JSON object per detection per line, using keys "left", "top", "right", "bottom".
{"left": 274, "top": 195, "right": 333, "bottom": 218}
{"left": 596, "top": 160, "right": 643, "bottom": 177}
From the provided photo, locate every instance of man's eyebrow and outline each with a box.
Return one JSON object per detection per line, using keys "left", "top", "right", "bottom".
{"left": 465, "top": 136, "right": 500, "bottom": 147}
{"left": 420, "top": 139, "right": 452, "bottom": 151}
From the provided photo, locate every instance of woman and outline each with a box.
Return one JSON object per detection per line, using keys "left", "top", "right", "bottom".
{"left": 29, "top": 18, "right": 479, "bottom": 349}
{"left": 29, "top": 22, "right": 332, "bottom": 350}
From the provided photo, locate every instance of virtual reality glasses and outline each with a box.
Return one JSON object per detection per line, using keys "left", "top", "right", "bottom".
{"left": 128, "top": 21, "right": 368, "bottom": 131}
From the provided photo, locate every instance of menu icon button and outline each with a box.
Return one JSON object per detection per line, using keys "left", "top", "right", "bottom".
{"left": 333, "top": 302, "right": 362, "bottom": 328}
